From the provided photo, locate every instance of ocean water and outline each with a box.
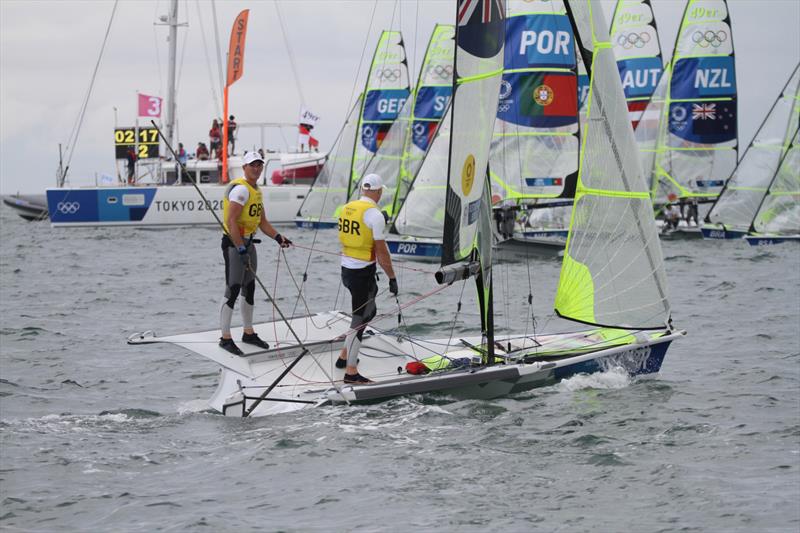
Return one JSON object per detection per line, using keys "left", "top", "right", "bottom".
{"left": 1, "top": 205, "right": 798, "bottom": 532}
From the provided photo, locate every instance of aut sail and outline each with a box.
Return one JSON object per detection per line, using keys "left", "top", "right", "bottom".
{"left": 705, "top": 64, "right": 800, "bottom": 234}
{"left": 555, "top": 0, "right": 670, "bottom": 329}
{"left": 296, "top": 96, "right": 363, "bottom": 225}
{"left": 489, "top": 0, "right": 580, "bottom": 208}
{"left": 352, "top": 31, "right": 411, "bottom": 188}
{"left": 638, "top": 0, "right": 737, "bottom": 202}
{"left": 750, "top": 128, "right": 800, "bottom": 236}
{"left": 359, "top": 25, "right": 454, "bottom": 216}
{"left": 610, "top": 0, "right": 663, "bottom": 129}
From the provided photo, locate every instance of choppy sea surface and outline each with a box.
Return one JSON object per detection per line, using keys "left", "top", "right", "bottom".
{"left": 1, "top": 204, "right": 798, "bottom": 532}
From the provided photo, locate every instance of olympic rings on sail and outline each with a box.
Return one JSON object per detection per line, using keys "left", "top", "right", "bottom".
{"left": 425, "top": 64, "right": 453, "bottom": 81}
{"left": 57, "top": 201, "right": 80, "bottom": 214}
{"left": 616, "top": 31, "right": 651, "bottom": 49}
{"left": 692, "top": 30, "right": 728, "bottom": 48}
{"left": 497, "top": 104, "right": 511, "bottom": 113}
{"left": 373, "top": 67, "right": 401, "bottom": 82}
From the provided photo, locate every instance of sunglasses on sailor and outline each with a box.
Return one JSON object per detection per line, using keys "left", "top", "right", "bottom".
{"left": 249, "top": 161, "right": 264, "bottom": 168}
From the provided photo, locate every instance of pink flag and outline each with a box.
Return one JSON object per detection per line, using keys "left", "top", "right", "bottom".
{"left": 138, "top": 93, "right": 163, "bottom": 117}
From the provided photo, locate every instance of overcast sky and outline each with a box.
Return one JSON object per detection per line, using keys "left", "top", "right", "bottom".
{"left": 1, "top": 0, "right": 798, "bottom": 195}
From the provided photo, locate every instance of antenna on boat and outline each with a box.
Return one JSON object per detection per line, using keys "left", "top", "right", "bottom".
{"left": 149, "top": 119, "right": 350, "bottom": 412}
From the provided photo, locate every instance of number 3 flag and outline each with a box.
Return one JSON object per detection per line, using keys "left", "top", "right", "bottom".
{"left": 138, "top": 93, "right": 163, "bottom": 117}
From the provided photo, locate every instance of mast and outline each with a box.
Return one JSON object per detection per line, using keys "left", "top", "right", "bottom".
{"left": 164, "top": 0, "right": 178, "bottom": 150}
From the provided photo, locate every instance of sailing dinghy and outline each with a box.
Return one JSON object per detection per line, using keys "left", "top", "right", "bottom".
{"left": 130, "top": 0, "right": 683, "bottom": 418}
{"left": 702, "top": 64, "right": 800, "bottom": 240}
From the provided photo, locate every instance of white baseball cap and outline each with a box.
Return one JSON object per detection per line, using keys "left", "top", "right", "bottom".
{"left": 243, "top": 151, "right": 265, "bottom": 165}
{"left": 361, "top": 173, "right": 383, "bottom": 191}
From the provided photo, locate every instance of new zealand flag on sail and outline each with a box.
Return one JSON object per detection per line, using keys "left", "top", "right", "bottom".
{"left": 668, "top": 101, "right": 736, "bottom": 144}
{"left": 457, "top": 0, "right": 505, "bottom": 58}
{"left": 498, "top": 72, "right": 577, "bottom": 128}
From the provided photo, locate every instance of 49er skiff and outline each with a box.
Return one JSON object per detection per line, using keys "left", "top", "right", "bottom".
{"left": 131, "top": 0, "right": 684, "bottom": 418}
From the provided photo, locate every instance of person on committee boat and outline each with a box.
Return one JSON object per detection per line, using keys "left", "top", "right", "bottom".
{"left": 336, "top": 173, "right": 398, "bottom": 384}
{"left": 218, "top": 151, "right": 293, "bottom": 356}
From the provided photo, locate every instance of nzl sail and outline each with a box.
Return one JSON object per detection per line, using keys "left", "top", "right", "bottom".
{"left": 703, "top": 63, "right": 800, "bottom": 238}
{"left": 610, "top": 0, "right": 663, "bottom": 129}
{"left": 636, "top": 0, "right": 737, "bottom": 203}
{"left": 489, "top": 0, "right": 580, "bottom": 212}
{"left": 295, "top": 31, "right": 409, "bottom": 227}
{"left": 437, "top": 0, "right": 505, "bottom": 358}
{"left": 357, "top": 25, "right": 454, "bottom": 217}
{"left": 556, "top": 0, "right": 670, "bottom": 329}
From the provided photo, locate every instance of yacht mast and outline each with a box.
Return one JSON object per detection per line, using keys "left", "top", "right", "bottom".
{"left": 165, "top": 0, "right": 178, "bottom": 148}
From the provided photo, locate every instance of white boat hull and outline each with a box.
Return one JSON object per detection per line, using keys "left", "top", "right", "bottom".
{"left": 129, "top": 312, "right": 683, "bottom": 418}
{"left": 46, "top": 183, "right": 308, "bottom": 227}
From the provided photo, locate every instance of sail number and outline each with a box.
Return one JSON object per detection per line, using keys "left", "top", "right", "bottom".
{"left": 114, "top": 127, "right": 160, "bottom": 159}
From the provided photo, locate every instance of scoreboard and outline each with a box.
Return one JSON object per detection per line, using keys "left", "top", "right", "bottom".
{"left": 115, "top": 127, "right": 160, "bottom": 159}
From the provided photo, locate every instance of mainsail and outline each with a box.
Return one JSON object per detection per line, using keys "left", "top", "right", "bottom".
{"left": 555, "top": 0, "right": 670, "bottom": 329}
{"left": 749, "top": 128, "right": 800, "bottom": 236}
{"left": 636, "top": 0, "right": 737, "bottom": 202}
{"left": 351, "top": 31, "right": 411, "bottom": 188}
{"left": 296, "top": 31, "right": 408, "bottom": 226}
{"left": 489, "top": 0, "right": 580, "bottom": 208}
{"left": 358, "top": 25, "right": 454, "bottom": 216}
{"left": 438, "top": 0, "right": 505, "bottom": 355}
{"left": 296, "top": 96, "right": 362, "bottom": 225}
{"left": 610, "top": 0, "right": 663, "bottom": 129}
{"left": 705, "top": 64, "right": 800, "bottom": 234}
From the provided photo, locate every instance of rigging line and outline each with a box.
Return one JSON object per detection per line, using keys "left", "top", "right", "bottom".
{"left": 195, "top": 0, "right": 222, "bottom": 115}
{"left": 149, "top": 120, "right": 348, "bottom": 409}
{"left": 289, "top": 243, "right": 437, "bottom": 275}
{"left": 175, "top": 0, "right": 190, "bottom": 111}
{"left": 445, "top": 279, "right": 469, "bottom": 354}
{"left": 152, "top": 2, "right": 164, "bottom": 108}
{"left": 274, "top": 1, "right": 306, "bottom": 107}
{"left": 62, "top": 0, "right": 119, "bottom": 181}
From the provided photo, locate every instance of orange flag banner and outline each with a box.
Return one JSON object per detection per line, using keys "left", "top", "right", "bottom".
{"left": 226, "top": 10, "right": 249, "bottom": 87}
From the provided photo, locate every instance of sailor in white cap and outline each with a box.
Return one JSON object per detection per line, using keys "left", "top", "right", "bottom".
{"left": 336, "top": 173, "right": 398, "bottom": 384}
{"left": 218, "top": 151, "right": 293, "bottom": 355}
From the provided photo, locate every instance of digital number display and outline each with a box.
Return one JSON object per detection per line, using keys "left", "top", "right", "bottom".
{"left": 115, "top": 127, "right": 160, "bottom": 159}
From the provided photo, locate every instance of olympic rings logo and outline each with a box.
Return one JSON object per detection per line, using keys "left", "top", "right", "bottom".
{"left": 692, "top": 30, "right": 727, "bottom": 48}
{"left": 497, "top": 104, "right": 511, "bottom": 113}
{"left": 426, "top": 64, "right": 453, "bottom": 80}
{"left": 374, "top": 67, "right": 401, "bottom": 81}
{"left": 616, "top": 32, "right": 651, "bottom": 49}
{"left": 57, "top": 201, "right": 80, "bottom": 214}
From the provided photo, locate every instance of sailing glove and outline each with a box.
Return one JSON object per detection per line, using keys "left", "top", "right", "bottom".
{"left": 388, "top": 278, "right": 398, "bottom": 296}
{"left": 237, "top": 245, "right": 250, "bottom": 265}
{"left": 274, "top": 233, "right": 292, "bottom": 248}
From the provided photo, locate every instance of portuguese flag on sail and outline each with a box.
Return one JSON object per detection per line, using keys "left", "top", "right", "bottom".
{"left": 498, "top": 72, "right": 577, "bottom": 128}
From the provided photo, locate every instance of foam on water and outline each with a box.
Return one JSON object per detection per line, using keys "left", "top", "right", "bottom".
{"left": 557, "top": 366, "right": 633, "bottom": 392}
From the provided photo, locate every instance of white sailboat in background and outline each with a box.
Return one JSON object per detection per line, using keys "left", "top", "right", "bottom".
{"left": 635, "top": 0, "right": 738, "bottom": 237}
{"left": 702, "top": 63, "right": 800, "bottom": 240}
{"left": 19, "top": 1, "right": 322, "bottom": 227}
{"left": 744, "top": 128, "right": 800, "bottom": 245}
{"left": 295, "top": 30, "right": 410, "bottom": 229}
{"left": 130, "top": 0, "right": 682, "bottom": 418}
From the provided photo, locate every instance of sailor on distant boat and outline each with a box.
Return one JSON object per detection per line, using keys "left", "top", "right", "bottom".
{"left": 218, "top": 151, "right": 293, "bottom": 355}
{"left": 336, "top": 173, "right": 398, "bottom": 384}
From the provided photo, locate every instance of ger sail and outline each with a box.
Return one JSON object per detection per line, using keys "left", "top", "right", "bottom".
{"left": 295, "top": 31, "right": 409, "bottom": 228}
{"left": 131, "top": 0, "right": 683, "bottom": 418}
{"left": 636, "top": 0, "right": 738, "bottom": 209}
{"left": 356, "top": 25, "right": 454, "bottom": 218}
{"left": 702, "top": 63, "right": 800, "bottom": 239}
